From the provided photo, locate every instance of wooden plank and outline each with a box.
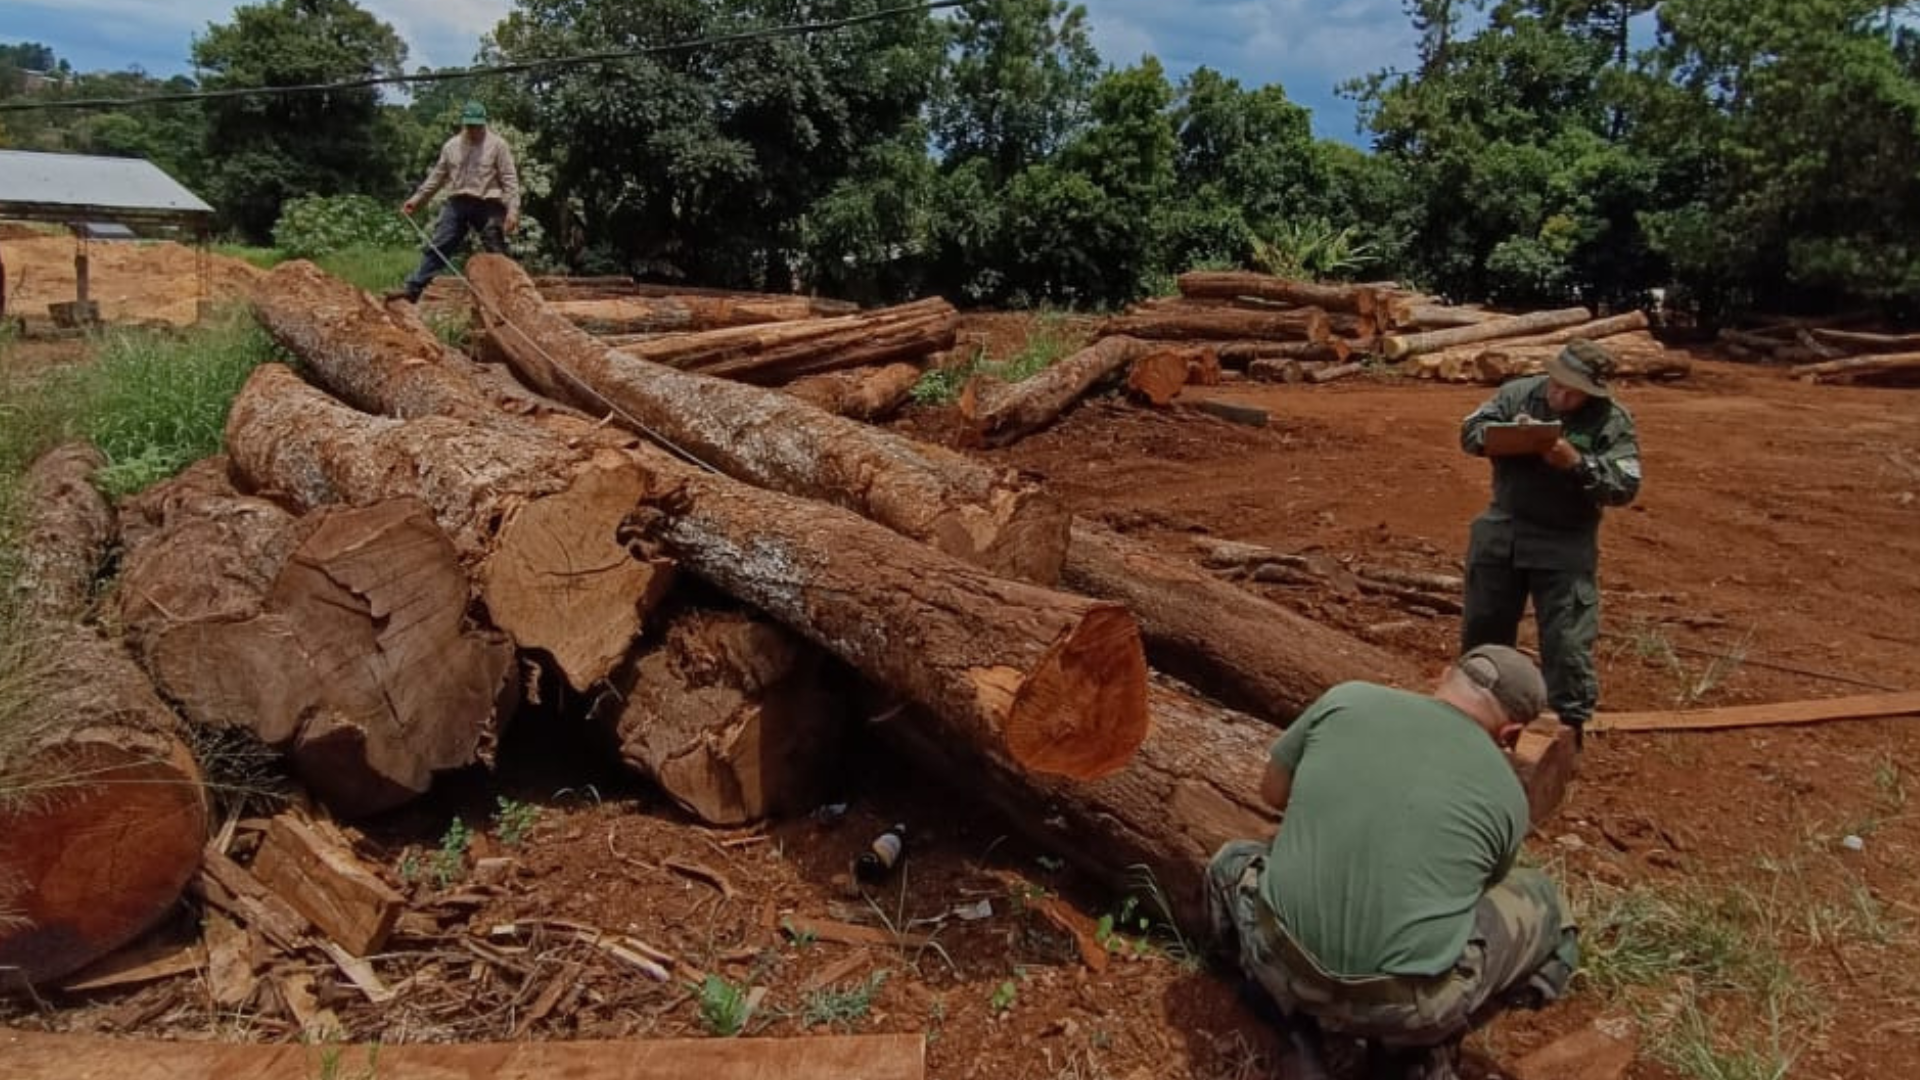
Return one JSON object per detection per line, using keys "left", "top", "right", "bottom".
{"left": 0, "top": 1029, "right": 926, "bottom": 1080}
{"left": 1590, "top": 691, "right": 1920, "bottom": 733}
{"left": 57, "top": 939, "right": 205, "bottom": 992}
{"left": 250, "top": 813, "right": 404, "bottom": 957}
{"left": 781, "top": 915, "right": 932, "bottom": 950}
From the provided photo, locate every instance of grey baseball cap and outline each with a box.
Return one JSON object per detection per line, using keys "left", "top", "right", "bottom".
{"left": 1457, "top": 644, "right": 1548, "bottom": 723}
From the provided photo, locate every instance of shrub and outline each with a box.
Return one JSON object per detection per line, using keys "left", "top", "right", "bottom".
{"left": 273, "top": 194, "right": 416, "bottom": 259}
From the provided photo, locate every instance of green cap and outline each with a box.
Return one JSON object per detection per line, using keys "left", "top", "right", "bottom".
{"left": 460, "top": 100, "right": 488, "bottom": 125}
{"left": 1545, "top": 338, "right": 1614, "bottom": 399}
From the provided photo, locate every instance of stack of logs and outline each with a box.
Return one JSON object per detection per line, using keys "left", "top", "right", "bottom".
{"left": 2, "top": 258, "right": 1577, "bottom": 992}
{"left": 1714, "top": 319, "right": 1920, "bottom": 386}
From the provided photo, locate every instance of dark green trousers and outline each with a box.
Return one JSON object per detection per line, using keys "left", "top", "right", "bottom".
{"left": 1461, "top": 559, "right": 1600, "bottom": 728}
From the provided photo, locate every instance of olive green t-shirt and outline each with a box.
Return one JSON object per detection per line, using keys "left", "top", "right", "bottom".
{"left": 1260, "top": 681, "right": 1529, "bottom": 978}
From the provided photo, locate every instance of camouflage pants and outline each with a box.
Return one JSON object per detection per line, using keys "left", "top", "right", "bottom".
{"left": 1462, "top": 559, "right": 1600, "bottom": 729}
{"left": 1205, "top": 841, "right": 1579, "bottom": 1047}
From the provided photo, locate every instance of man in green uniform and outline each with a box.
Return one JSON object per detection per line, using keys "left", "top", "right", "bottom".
{"left": 1206, "top": 646, "right": 1579, "bottom": 1080}
{"left": 1459, "top": 339, "right": 1641, "bottom": 741}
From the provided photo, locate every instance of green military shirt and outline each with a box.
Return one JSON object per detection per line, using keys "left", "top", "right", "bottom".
{"left": 1261, "top": 681, "right": 1529, "bottom": 978}
{"left": 1460, "top": 374, "right": 1641, "bottom": 571}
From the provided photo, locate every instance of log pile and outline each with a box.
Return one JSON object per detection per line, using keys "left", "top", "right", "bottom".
{"left": 1707, "top": 317, "right": 1920, "bottom": 385}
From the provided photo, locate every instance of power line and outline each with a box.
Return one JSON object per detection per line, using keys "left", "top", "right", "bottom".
{"left": 0, "top": 0, "right": 964, "bottom": 114}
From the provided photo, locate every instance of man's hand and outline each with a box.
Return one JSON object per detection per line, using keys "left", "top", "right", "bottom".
{"left": 1542, "top": 438, "right": 1581, "bottom": 470}
{"left": 400, "top": 198, "right": 418, "bottom": 217}
{"left": 504, "top": 210, "right": 520, "bottom": 236}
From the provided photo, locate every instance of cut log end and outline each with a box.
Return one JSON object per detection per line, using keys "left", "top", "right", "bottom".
{"left": 1001, "top": 605, "right": 1150, "bottom": 780}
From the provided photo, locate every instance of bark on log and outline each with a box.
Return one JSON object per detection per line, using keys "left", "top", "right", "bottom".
{"left": 1219, "top": 340, "right": 1351, "bottom": 368}
{"left": 1381, "top": 307, "right": 1594, "bottom": 361}
{"left": 1402, "top": 304, "right": 1506, "bottom": 329}
{"left": 1062, "top": 522, "right": 1421, "bottom": 724}
{"left": 1807, "top": 327, "right": 1920, "bottom": 353}
{"left": 1176, "top": 271, "right": 1380, "bottom": 317}
{"left": 116, "top": 463, "right": 515, "bottom": 816}
{"left": 1468, "top": 332, "right": 1690, "bottom": 383}
{"left": 1476, "top": 310, "right": 1650, "bottom": 350}
{"left": 1124, "top": 348, "right": 1206, "bottom": 407}
{"left": 782, "top": 363, "right": 924, "bottom": 422}
{"left": 547, "top": 295, "right": 833, "bottom": 335}
{"left": 961, "top": 336, "right": 1158, "bottom": 447}
{"left": 595, "top": 606, "right": 847, "bottom": 826}
{"left": 224, "top": 364, "right": 672, "bottom": 692}
{"left": 609, "top": 298, "right": 956, "bottom": 385}
{"left": 465, "top": 254, "right": 1068, "bottom": 585}
{"left": 1308, "top": 361, "right": 1367, "bottom": 384}
{"left": 1185, "top": 349, "right": 1223, "bottom": 386}
{"left": 540, "top": 277, "right": 859, "bottom": 317}
{"left": 1098, "top": 308, "right": 1333, "bottom": 345}
{"left": 0, "top": 445, "right": 209, "bottom": 991}
{"left": 1790, "top": 350, "right": 1920, "bottom": 385}
{"left": 1247, "top": 358, "right": 1322, "bottom": 384}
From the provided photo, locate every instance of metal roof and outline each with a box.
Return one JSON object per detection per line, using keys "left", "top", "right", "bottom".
{"left": 0, "top": 150, "right": 214, "bottom": 228}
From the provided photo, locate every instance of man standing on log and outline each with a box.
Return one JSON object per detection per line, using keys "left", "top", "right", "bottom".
{"left": 389, "top": 101, "right": 520, "bottom": 303}
{"left": 1459, "top": 339, "right": 1641, "bottom": 743}
{"left": 1205, "top": 647, "right": 1579, "bottom": 1080}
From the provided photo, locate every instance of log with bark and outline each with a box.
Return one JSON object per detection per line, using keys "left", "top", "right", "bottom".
{"left": 1807, "top": 327, "right": 1920, "bottom": 353}
{"left": 1379, "top": 307, "right": 1594, "bottom": 361}
{"left": 225, "top": 364, "right": 672, "bottom": 692}
{"left": 1467, "top": 331, "right": 1690, "bottom": 383}
{"left": 1219, "top": 340, "right": 1351, "bottom": 369}
{"left": 594, "top": 606, "right": 847, "bottom": 826}
{"left": 609, "top": 298, "right": 956, "bottom": 385}
{"left": 1062, "top": 522, "right": 1423, "bottom": 724}
{"left": 1176, "top": 271, "right": 1381, "bottom": 317}
{"left": 782, "top": 363, "right": 924, "bottom": 422}
{"left": 1123, "top": 347, "right": 1213, "bottom": 407}
{"left": 546, "top": 294, "right": 835, "bottom": 335}
{"left": 960, "top": 336, "right": 1158, "bottom": 447}
{"left": 1400, "top": 304, "right": 1506, "bottom": 330}
{"left": 116, "top": 462, "right": 516, "bottom": 816}
{"left": 1790, "top": 350, "right": 1920, "bottom": 385}
{"left": 1247, "top": 358, "right": 1323, "bottom": 384}
{"left": 542, "top": 277, "right": 860, "bottom": 317}
{"left": 1475, "top": 310, "right": 1650, "bottom": 350}
{"left": 463, "top": 254, "right": 1068, "bottom": 585}
{"left": 0, "top": 445, "right": 208, "bottom": 991}
{"left": 1098, "top": 307, "right": 1333, "bottom": 345}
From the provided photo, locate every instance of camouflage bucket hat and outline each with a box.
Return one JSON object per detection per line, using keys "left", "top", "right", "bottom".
{"left": 1544, "top": 338, "right": 1613, "bottom": 399}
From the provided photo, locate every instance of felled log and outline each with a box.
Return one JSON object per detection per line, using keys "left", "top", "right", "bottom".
{"left": 546, "top": 294, "right": 833, "bottom": 335}
{"left": 1469, "top": 331, "right": 1690, "bottom": 383}
{"left": 1098, "top": 307, "right": 1332, "bottom": 345}
{"left": 542, "top": 277, "right": 860, "bottom": 317}
{"left": 961, "top": 336, "right": 1158, "bottom": 447}
{"left": 782, "top": 363, "right": 923, "bottom": 422}
{"left": 1222, "top": 340, "right": 1351, "bottom": 369}
{"left": 1790, "top": 350, "right": 1920, "bottom": 385}
{"left": 465, "top": 255, "right": 1068, "bottom": 584}
{"left": 1401, "top": 304, "right": 1505, "bottom": 329}
{"left": 225, "top": 365, "right": 671, "bottom": 692}
{"left": 1185, "top": 350, "right": 1223, "bottom": 386}
{"left": 116, "top": 465, "right": 515, "bottom": 816}
{"left": 596, "top": 607, "right": 846, "bottom": 825}
{"left": 1123, "top": 347, "right": 1210, "bottom": 407}
{"left": 1380, "top": 306, "right": 1594, "bottom": 361}
{"left": 610, "top": 298, "right": 956, "bottom": 385}
{"left": 1247, "top": 358, "right": 1321, "bottom": 384}
{"left": 1808, "top": 327, "right": 1920, "bottom": 353}
{"left": 0, "top": 445, "right": 207, "bottom": 991}
{"left": 1480, "top": 310, "right": 1649, "bottom": 350}
{"left": 1176, "top": 271, "right": 1380, "bottom": 317}
{"left": 1062, "top": 522, "right": 1422, "bottom": 725}
{"left": 1308, "top": 361, "right": 1366, "bottom": 384}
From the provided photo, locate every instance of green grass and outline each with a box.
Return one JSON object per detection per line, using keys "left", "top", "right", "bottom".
{"left": 213, "top": 243, "right": 421, "bottom": 294}
{"left": 800, "top": 970, "right": 888, "bottom": 1030}
{"left": 699, "top": 974, "right": 751, "bottom": 1036}
{"left": 911, "top": 311, "right": 1090, "bottom": 405}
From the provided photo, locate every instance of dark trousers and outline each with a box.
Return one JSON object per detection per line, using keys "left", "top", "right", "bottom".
{"left": 403, "top": 196, "right": 508, "bottom": 297}
{"left": 1461, "top": 558, "right": 1600, "bottom": 728}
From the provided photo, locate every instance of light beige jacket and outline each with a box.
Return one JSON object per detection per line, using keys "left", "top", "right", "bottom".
{"left": 411, "top": 130, "right": 520, "bottom": 214}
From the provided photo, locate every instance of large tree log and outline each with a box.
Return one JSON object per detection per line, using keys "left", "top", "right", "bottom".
{"left": 0, "top": 446, "right": 207, "bottom": 990}
{"left": 1123, "top": 348, "right": 1212, "bottom": 407}
{"left": 1466, "top": 331, "right": 1690, "bottom": 383}
{"left": 547, "top": 295, "right": 834, "bottom": 335}
{"left": 782, "top": 363, "right": 924, "bottom": 422}
{"left": 1380, "top": 307, "right": 1594, "bottom": 361}
{"left": 1176, "top": 271, "right": 1381, "bottom": 317}
{"left": 1469, "top": 310, "right": 1650, "bottom": 351}
{"left": 1790, "top": 350, "right": 1920, "bottom": 385}
{"left": 1062, "top": 522, "right": 1422, "bottom": 724}
{"left": 960, "top": 336, "right": 1158, "bottom": 447}
{"left": 463, "top": 255, "right": 1068, "bottom": 585}
{"left": 595, "top": 606, "right": 847, "bottom": 825}
{"left": 610, "top": 298, "right": 956, "bottom": 385}
{"left": 225, "top": 364, "right": 672, "bottom": 692}
{"left": 1098, "top": 307, "right": 1333, "bottom": 345}
{"left": 1400, "top": 304, "right": 1506, "bottom": 329}
{"left": 116, "top": 462, "right": 515, "bottom": 816}
{"left": 1217, "top": 339, "right": 1351, "bottom": 368}
{"left": 1807, "top": 327, "right": 1920, "bottom": 353}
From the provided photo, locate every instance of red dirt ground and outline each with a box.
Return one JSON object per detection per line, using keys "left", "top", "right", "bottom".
{"left": 4, "top": 297, "right": 1918, "bottom": 1080}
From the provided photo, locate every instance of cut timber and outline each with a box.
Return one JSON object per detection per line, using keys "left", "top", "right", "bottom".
{"left": 1098, "top": 307, "right": 1333, "bottom": 344}
{"left": 1185, "top": 349, "right": 1223, "bottom": 385}
{"left": 546, "top": 294, "right": 832, "bottom": 335}
{"left": 1381, "top": 306, "right": 1593, "bottom": 361}
{"left": 1216, "top": 340, "right": 1350, "bottom": 368}
{"left": 1477, "top": 310, "right": 1650, "bottom": 350}
{"left": 1124, "top": 347, "right": 1209, "bottom": 406}
{"left": 0, "top": 1030, "right": 927, "bottom": 1080}
{"left": 0, "top": 445, "right": 208, "bottom": 991}
{"left": 782, "top": 362, "right": 924, "bottom": 422}
{"left": 598, "top": 607, "right": 846, "bottom": 826}
{"left": 1062, "top": 522, "right": 1422, "bottom": 724}
{"left": 1790, "top": 350, "right": 1920, "bottom": 385}
{"left": 465, "top": 255, "right": 1067, "bottom": 584}
{"left": 1248, "top": 358, "right": 1323, "bottom": 384}
{"left": 225, "top": 364, "right": 671, "bottom": 691}
{"left": 250, "top": 812, "right": 405, "bottom": 957}
{"left": 610, "top": 297, "right": 956, "bottom": 384}
{"left": 11, "top": 443, "right": 113, "bottom": 624}
{"left": 1307, "top": 360, "right": 1366, "bottom": 384}
{"left": 1402, "top": 304, "right": 1506, "bottom": 329}
{"left": 1808, "top": 327, "right": 1920, "bottom": 353}
{"left": 1590, "top": 691, "right": 1920, "bottom": 733}
{"left": 1511, "top": 723, "right": 1578, "bottom": 827}
{"left": 626, "top": 452, "right": 1150, "bottom": 781}
{"left": 1176, "top": 271, "right": 1381, "bottom": 317}
{"left": 116, "top": 466, "right": 514, "bottom": 816}
{"left": 1468, "top": 332, "right": 1690, "bottom": 383}
{"left": 962, "top": 335, "right": 1158, "bottom": 447}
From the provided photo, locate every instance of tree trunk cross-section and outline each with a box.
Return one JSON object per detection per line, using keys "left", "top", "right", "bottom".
{"left": 782, "top": 363, "right": 924, "bottom": 422}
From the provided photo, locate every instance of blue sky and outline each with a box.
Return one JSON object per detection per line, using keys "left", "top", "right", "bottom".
{"left": 3, "top": 0, "right": 1420, "bottom": 141}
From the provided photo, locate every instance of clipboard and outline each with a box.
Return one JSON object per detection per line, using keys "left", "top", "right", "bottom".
{"left": 1482, "top": 420, "right": 1562, "bottom": 457}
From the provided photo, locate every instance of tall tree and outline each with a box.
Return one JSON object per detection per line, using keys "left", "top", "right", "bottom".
{"left": 930, "top": 0, "right": 1100, "bottom": 186}
{"left": 192, "top": 0, "right": 409, "bottom": 243}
